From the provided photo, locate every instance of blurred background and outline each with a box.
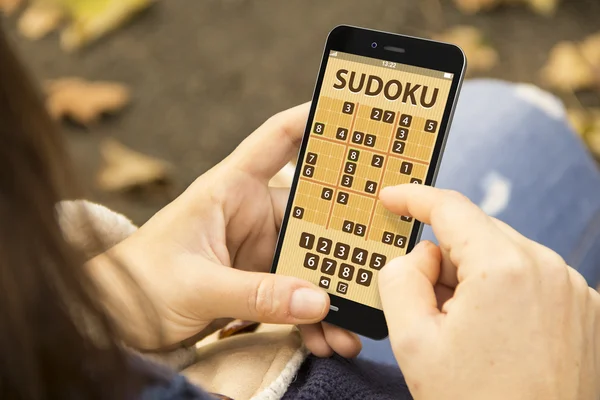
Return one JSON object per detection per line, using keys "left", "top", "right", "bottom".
{"left": 1, "top": 0, "right": 599, "bottom": 225}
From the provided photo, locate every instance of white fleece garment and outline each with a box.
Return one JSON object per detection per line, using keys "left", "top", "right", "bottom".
{"left": 56, "top": 199, "right": 306, "bottom": 400}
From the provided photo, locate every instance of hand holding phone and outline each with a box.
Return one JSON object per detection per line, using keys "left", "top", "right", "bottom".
{"left": 271, "top": 25, "right": 466, "bottom": 339}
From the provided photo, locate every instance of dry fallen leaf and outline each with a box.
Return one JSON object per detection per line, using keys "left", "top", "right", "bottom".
{"left": 218, "top": 320, "right": 260, "bottom": 340}
{"left": 526, "top": 0, "right": 559, "bottom": 15}
{"left": 58, "top": 0, "right": 153, "bottom": 51}
{"left": 453, "top": 0, "right": 558, "bottom": 15}
{"left": 18, "top": 1, "right": 65, "bottom": 40}
{"left": 580, "top": 32, "right": 600, "bottom": 71}
{"left": 566, "top": 108, "right": 600, "bottom": 157}
{"left": 45, "top": 77, "right": 131, "bottom": 125}
{"left": 540, "top": 41, "right": 598, "bottom": 92}
{"left": 433, "top": 26, "right": 498, "bottom": 75}
{"left": 0, "top": 0, "right": 23, "bottom": 15}
{"left": 567, "top": 108, "right": 590, "bottom": 137}
{"left": 97, "top": 138, "right": 172, "bottom": 192}
{"left": 453, "top": 0, "right": 499, "bottom": 14}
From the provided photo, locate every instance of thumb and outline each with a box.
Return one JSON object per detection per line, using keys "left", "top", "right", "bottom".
{"left": 378, "top": 241, "right": 442, "bottom": 343}
{"left": 202, "top": 267, "right": 330, "bottom": 324}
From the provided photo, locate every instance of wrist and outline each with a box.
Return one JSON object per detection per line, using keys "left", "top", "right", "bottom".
{"left": 86, "top": 245, "right": 161, "bottom": 350}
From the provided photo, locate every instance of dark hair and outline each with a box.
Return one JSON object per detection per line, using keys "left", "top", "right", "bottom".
{"left": 0, "top": 26, "right": 143, "bottom": 398}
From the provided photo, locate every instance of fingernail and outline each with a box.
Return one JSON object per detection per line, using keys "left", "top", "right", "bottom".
{"left": 290, "top": 288, "right": 327, "bottom": 319}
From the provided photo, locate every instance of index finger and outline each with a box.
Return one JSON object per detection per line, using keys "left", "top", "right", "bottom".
{"left": 228, "top": 102, "right": 310, "bottom": 182}
{"left": 379, "top": 184, "right": 512, "bottom": 275}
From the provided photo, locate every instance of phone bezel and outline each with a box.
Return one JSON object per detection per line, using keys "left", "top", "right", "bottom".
{"left": 270, "top": 25, "right": 466, "bottom": 340}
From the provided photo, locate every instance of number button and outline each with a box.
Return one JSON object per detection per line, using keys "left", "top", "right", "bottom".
{"left": 382, "top": 231, "right": 394, "bottom": 245}
{"left": 344, "top": 161, "right": 356, "bottom": 175}
{"left": 337, "top": 191, "right": 349, "bottom": 205}
{"left": 293, "top": 206, "right": 304, "bottom": 219}
{"left": 321, "top": 258, "right": 337, "bottom": 276}
{"left": 306, "top": 152, "right": 318, "bottom": 165}
{"left": 399, "top": 114, "right": 412, "bottom": 127}
{"left": 303, "top": 165, "right": 315, "bottom": 177}
{"left": 339, "top": 263, "right": 355, "bottom": 281}
{"left": 336, "top": 281, "right": 348, "bottom": 295}
{"left": 321, "top": 187, "right": 334, "bottom": 200}
{"left": 394, "top": 235, "right": 407, "bottom": 248}
{"left": 356, "top": 269, "right": 373, "bottom": 287}
{"left": 425, "top": 119, "right": 438, "bottom": 133}
{"left": 300, "top": 232, "right": 315, "bottom": 249}
{"left": 313, "top": 122, "right": 325, "bottom": 134}
{"left": 316, "top": 238, "right": 333, "bottom": 255}
{"left": 351, "top": 131, "right": 364, "bottom": 144}
{"left": 318, "top": 276, "right": 331, "bottom": 289}
{"left": 392, "top": 141, "right": 405, "bottom": 154}
{"left": 410, "top": 178, "right": 423, "bottom": 184}
{"left": 351, "top": 248, "right": 368, "bottom": 265}
{"left": 334, "top": 243, "right": 350, "bottom": 260}
{"left": 396, "top": 128, "right": 409, "bottom": 141}
{"left": 369, "top": 253, "right": 387, "bottom": 270}
{"left": 371, "top": 154, "right": 384, "bottom": 168}
{"left": 364, "top": 134, "right": 376, "bottom": 147}
{"left": 342, "top": 101, "right": 355, "bottom": 115}
{"left": 348, "top": 149, "right": 360, "bottom": 162}
{"left": 365, "top": 180, "right": 377, "bottom": 194}
{"left": 401, "top": 215, "right": 413, "bottom": 222}
{"left": 400, "top": 161, "right": 413, "bottom": 175}
{"left": 303, "top": 253, "right": 319, "bottom": 270}
{"left": 342, "top": 220, "right": 354, "bottom": 233}
{"left": 370, "top": 108, "right": 383, "bottom": 121}
{"left": 341, "top": 174, "right": 353, "bottom": 188}
{"left": 336, "top": 127, "right": 348, "bottom": 141}
{"left": 354, "top": 224, "right": 366, "bottom": 237}
{"left": 383, "top": 110, "right": 395, "bottom": 124}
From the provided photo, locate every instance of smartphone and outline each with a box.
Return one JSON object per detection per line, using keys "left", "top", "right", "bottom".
{"left": 271, "top": 25, "right": 466, "bottom": 340}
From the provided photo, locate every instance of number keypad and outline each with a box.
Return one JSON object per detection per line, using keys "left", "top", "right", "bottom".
{"left": 299, "top": 233, "right": 395, "bottom": 293}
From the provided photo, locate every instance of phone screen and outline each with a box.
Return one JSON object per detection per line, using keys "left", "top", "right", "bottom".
{"left": 276, "top": 50, "right": 455, "bottom": 310}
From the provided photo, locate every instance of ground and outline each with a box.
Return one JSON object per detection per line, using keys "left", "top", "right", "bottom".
{"left": 3, "top": 0, "right": 600, "bottom": 225}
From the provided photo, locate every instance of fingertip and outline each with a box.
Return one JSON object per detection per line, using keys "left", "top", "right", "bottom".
{"left": 415, "top": 240, "right": 441, "bottom": 259}
{"left": 323, "top": 323, "right": 362, "bottom": 358}
{"left": 378, "top": 185, "right": 395, "bottom": 202}
{"left": 290, "top": 287, "right": 329, "bottom": 322}
{"left": 379, "top": 184, "right": 413, "bottom": 214}
{"left": 299, "top": 324, "right": 334, "bottom": 358}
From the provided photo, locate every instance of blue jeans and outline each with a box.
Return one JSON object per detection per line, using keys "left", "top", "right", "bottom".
{"left": 360, "top": 79, "right": 600, "bottom": 366}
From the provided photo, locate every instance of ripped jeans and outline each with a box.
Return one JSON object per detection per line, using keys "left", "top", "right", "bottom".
{"left": 360, "top": 79, "right": 600, "bottom": 366}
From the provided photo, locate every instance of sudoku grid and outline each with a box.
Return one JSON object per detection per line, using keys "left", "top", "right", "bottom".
{"left": 275, "top": 53, "right": 452, "bottom": 309}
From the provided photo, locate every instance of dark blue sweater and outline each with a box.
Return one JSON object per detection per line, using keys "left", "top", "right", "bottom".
{"left": 140, "top": 355, "right": 412, "bottom": 400}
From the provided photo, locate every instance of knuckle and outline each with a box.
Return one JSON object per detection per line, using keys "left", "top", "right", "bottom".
{"left": 567, "top": 267, "right": 590, "bottom": 295}
{"left": 493, "top": 248, "right": 532, "bottom": 282}
{"left": 534, "top": 246, "right": 567, "bottom": 270}
{"left": 433, "top": 191, "right": 471, "bottom": 225}
{"left": 264, "top": 111, "right": 298, "bottom": 146}
{"left": 249, "top": 277, "right": 278, "bottom": 319}
{"left": 588, "top": 286, "right": 600, "bottom": 309}
{"left": 444, "top": 189, "right": 470, "bottom": 205}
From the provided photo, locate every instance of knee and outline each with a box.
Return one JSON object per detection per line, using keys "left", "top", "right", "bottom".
{"left": 459, "top": 79, "right": 566, "bottom": 121}
{"left": 451, "top": 79, "right": 571, "bottom": 146}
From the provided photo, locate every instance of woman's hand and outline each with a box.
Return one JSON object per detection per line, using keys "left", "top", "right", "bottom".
{"left": 378, "top": 184, "right": 600, "bottom": 400}
{"left": 90, "top": 103, "right": 361, "bottom": 357}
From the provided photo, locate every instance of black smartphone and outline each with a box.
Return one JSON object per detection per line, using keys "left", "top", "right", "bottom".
{"left": 271, "top": 25, "right": 466, "bottom": 340}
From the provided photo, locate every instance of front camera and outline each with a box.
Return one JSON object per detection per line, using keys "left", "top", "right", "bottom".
{"left": 371, "top": 42, "right": 378, "bottom": 49}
